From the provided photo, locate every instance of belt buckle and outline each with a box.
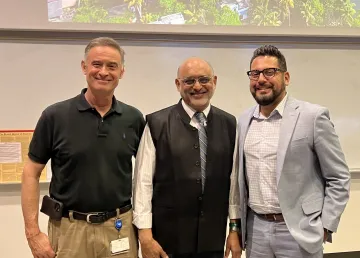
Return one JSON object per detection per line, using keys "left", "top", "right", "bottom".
{"left": 86, "top": 212, "right": 106, "bottom": 224}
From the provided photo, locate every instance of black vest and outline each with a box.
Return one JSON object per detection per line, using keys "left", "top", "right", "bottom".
{"left": 146, "top": 101, "right": 236, "bottom": 254}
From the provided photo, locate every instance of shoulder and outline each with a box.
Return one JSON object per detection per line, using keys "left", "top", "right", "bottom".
{"left": 41, "top": 96, "right": 78, "bottom": 119}
{"left": 211, "top": 106, "right": 236, "bottom": 121}
{"left": 211, "top": 106, "right": 237, "bottom": 131}
{"left": 117, "top": 100, "right": 144, "bottom": 120}
{"left": 146, "top": 104, "right": 177, "bottom": 121}
{"left": 291, "top": 98, "right": 329, "bottom": 118}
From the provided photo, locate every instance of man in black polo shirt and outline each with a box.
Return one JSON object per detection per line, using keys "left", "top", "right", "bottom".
{"left": 21, "top": 37, "right": 145, "bottom": 258}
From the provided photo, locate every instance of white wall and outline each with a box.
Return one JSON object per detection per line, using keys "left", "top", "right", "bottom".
{"left": 0, "top": 39, "right": 359, "bottom": 257}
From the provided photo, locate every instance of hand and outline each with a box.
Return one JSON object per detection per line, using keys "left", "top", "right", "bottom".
{"left": 323, "top": 229, "right": 329, "bottom": 243}
{"left": 224, "top": 231, "right": 242, "bottom": 258}
{"left": 27, "top": 232, "right": 55, "bottom": 258}
{"left": 139, "top": 229, "right": 168, "bottom": 258}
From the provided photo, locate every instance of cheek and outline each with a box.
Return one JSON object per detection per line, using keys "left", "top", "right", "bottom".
{"left": 250, "top": 83, "right": 256, "bottom": 91}
{"left": 177, "top": 87, "right": 187, "bottom": 97}
{"left": 273, "top": 81, "right": 283, "bottom": 91}
{"left": 111, "top": 71, "right": 121, "bottom": 79}
{"left": 87, "top": 70, "right": 97, "bottom": 78}
{"left": 205, "top": 84, "right": 215, "bottom": 93}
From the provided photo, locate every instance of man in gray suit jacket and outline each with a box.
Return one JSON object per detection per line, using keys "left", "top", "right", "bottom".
{"left": 237, "top": 45, "right": 350, "bottom": 258}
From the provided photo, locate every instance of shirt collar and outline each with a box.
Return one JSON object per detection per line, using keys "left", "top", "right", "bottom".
{"left": 76, "top": 88, "right": 122, "bottom": 114}
{"left": 181, "top": 99, "right": 211, "bottom": 119}
{"left": 253, "top": 93, "right": 288, "bottom": 119}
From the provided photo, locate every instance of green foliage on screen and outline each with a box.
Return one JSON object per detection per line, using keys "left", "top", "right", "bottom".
{"left": 63, "top": 0, "right": 360, "bottom": 27}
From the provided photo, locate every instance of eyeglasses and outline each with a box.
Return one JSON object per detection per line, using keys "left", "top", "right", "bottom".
{"left": 247, "top": 68, "right": 285, "bottom": 81}
{"left": 179, "top": 76, "right": 213, "bottom": 86}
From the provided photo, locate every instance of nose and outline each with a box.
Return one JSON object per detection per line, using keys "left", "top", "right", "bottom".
{"left": 256, "top": 72, "right": 267, "bottom": 85}
{"left": 98, "top": 66, "right": 109, "bottom": 76}
{"left": 193, "top": 80, "right": 202, "bottom": 90}
{"left": 258, "top": 72, "right": 266, "bottom": 82}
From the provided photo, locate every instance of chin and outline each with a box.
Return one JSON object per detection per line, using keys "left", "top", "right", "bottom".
{"left": 191, "top": 100, "right": 208, "bottom": 110}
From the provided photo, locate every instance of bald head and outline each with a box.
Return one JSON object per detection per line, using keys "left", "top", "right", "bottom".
{"left": 175, "top": 57, "right": 217, "bottom": 112}
{"left": 177, "top": 57, "right": 214, "bottom": 78}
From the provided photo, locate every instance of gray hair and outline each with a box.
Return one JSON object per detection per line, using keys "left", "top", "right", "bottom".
{"left": 84, "top": 37, "right": 125, "bottom": 65}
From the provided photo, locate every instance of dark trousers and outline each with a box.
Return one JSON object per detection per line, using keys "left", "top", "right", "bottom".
{"left": 168, "top": 251, "right": 224, "bottom": 258}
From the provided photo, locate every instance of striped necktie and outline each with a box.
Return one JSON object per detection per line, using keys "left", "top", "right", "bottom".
{"left": 194, "top": 112, "right": 207, "bottom": 192}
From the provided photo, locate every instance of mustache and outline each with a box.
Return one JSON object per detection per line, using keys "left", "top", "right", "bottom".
{"left": 255, "top": 83, "right": 273, "bottom": 90}
{"left": 190, "top": 90, "right": 207, "bottom": 94}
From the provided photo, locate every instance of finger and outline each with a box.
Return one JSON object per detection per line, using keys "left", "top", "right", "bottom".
{"left": 49, "top": 249, "right": 56, "bottom": 258}
{"left": 37, "top": 253, "right": 46, "bottom": 258}
{"left": 159, "top": 248, "right": 168, "bottom": 258}
{"left": 36, "top": 251, "right": 46, "bottom": 258}
{"left": 224, "top": 247, "right": 230, "bottom": 258}
{"left": 232, "top": 250, "right": 241, "bottom": 258}
{"left": 141, "top": 250, "right": 150, "bottom": 258}
{"left": 44, "top": 245, "right": 55, "bottom": 258}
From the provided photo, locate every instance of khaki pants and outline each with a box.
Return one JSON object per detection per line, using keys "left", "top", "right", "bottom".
{"left": 48, "top": 209, "right": 138, "bottom": 258}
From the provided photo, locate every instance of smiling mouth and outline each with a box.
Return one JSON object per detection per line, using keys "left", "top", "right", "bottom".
{"left": 190, "top": 92, "right": 207, "bottom": 95}
{"left": 96, "top": 78, "right": 111, "bottom": 82}
{"left": 256, "top": 87, "right": 272, "bottom": 91}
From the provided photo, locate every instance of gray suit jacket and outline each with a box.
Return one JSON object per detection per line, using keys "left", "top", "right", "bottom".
{"left": 238, "top": 96, "right": 350, "bottom": 254}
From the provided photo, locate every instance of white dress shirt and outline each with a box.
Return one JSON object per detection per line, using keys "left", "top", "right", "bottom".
{"left": 244, "top": 93, "right": 288, "bottom": 214}
{"left": 133, "top": 100, "right": 240, "bottom": 229}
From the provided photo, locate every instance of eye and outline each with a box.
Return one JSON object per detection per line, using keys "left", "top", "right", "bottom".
{"left": 264, "top": 68, "right": 276, "bottom": 76}
{"left": 198, "top": 77, "right": 211, "bottom": 84}
{"left": 250, "top": 70, "right": 260, "bottom": 77}
{"left": 183, "top": 78, "right": 196, "bottom": 85}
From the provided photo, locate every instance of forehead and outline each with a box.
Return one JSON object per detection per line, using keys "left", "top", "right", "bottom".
{"left": 251, "top": 56, "right": 279, "bottom": 70}
{"left": 86, "top": 46, "right": 121, "bottom": 63}
{"left": 179, "top": 60, "right": 212, "bottom": 77}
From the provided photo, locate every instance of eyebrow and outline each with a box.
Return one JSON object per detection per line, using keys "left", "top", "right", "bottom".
{"left": 92, "top": 60, "right": 119, "bottom": 66}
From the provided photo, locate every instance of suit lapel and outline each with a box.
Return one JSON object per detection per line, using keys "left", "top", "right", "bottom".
{"left": 276, "top": 97, "right": 300, "bottom": 185}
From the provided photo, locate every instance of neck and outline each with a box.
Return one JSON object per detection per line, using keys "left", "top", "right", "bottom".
{"left": 85, "top": 88, "right": 113, "bottom": 116}
{"left": 260, "top": 92, "right": 286, "bottom": 117}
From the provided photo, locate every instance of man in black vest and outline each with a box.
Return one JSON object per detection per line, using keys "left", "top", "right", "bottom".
{"left": 133, "top": 57, "right": 241, "bottom": 258}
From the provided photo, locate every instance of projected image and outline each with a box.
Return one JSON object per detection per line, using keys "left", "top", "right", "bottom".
{"left": 47, "top": 0, "right": 360, "bottom": 27}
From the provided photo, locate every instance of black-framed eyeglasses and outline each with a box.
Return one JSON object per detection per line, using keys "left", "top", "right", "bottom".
{"left": 179, "top": 76, "right": 213, "bottom": 86}
{"left": 246, "top": 68, "right": 285, "bottom": 81}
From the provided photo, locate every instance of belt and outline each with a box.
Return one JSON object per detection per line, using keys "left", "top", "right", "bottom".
{"left": 257, "top": 213, "right": 284, "bottom": 222}
{"left": 63, "top": 203, "right": 132, "bottom": 224}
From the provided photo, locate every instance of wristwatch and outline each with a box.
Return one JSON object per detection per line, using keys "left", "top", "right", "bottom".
{"left": 229, "top": 222, "right": 241, "bottom": 233}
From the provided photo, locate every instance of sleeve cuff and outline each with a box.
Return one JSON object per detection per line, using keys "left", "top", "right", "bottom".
{"left": 229, "top": 205, "right": 241, "bottom": 220}
{"left": 132, "top": 213, "right": 152, "bottom": 229}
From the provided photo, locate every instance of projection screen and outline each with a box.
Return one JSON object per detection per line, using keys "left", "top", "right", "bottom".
{"left": 1, "top": 0, "right": 360, "bottom": 36}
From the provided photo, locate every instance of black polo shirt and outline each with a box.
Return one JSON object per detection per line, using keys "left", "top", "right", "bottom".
{"left": 29, "top": 89, "right": 145, "bottom": 212}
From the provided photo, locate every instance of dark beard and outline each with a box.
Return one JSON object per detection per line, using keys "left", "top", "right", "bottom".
{"left": 254, "top": 93, "right": 278, "bottom": 106}
{"left": 252, "top": 84, "right": 284, "bottom": 106}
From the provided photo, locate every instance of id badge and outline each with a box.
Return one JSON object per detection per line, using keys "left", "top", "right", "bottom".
{"left": 110, "top": 237, "right": 130, "bottom": 255}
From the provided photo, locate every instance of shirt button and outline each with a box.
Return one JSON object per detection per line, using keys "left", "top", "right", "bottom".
{"left": 196, "top": 179, "right": 201, "bottom": 184}
{"left": 194, "top": 144, "right": 199, "bottom": 149}
{"left": 195, "top": 161, "right": 200, "bottom": 166}
{"left": 198, "top": 196, "right": 203, "bottom": 201}
{"left": 192, "top": 127, "right": 197, "bottom": 131}
{"left": 200, "top": 211, "right": 204, "bottom": 217}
